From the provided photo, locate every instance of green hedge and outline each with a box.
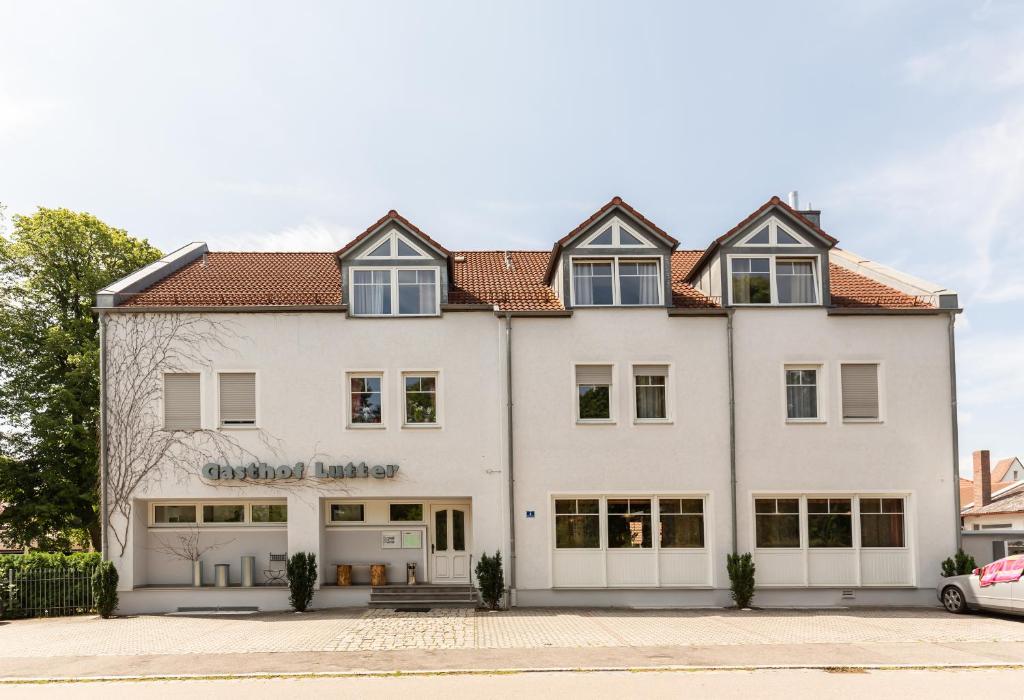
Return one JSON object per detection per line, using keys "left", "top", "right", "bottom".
{"left": 1, "top": 552, "right": 103, "bottom": 619}
{"left": 0, "top": 552, "right": 101, "bottom": 573}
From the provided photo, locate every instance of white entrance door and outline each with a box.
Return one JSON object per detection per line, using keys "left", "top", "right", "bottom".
{"left": 430, "top": 504, "right": 471, "bottom": 583}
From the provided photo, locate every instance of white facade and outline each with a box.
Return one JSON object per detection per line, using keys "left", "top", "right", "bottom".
{"left": 100, "top": 197, "right": 961, "bottom": 612}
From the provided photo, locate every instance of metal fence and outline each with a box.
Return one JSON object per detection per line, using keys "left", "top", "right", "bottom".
{"left": 2, "top": 566, "right": 96, "bottom": 618}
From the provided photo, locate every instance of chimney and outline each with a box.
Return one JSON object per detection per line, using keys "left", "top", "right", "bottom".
{"left": 973, "top": 450, "right": 992, "bottom": 507}
{"left": 787, "top": 190, "right": 821, "bottom": 227}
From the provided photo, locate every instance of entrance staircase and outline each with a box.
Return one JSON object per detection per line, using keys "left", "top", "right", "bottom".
{"left": 369, "top": 584, "right": 478, "bottom": 609}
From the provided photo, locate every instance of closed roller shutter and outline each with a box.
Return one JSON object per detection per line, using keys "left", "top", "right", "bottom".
{"left": 633, "top": 364, "right": 668, "bottom": 378}
{"left": 575, "top": 364, "right": 613, "bottom": 385}
{"left": 841, "top": 364, "right": 879, "bottom": 419}
{"left": 219, "top": 372, "right": 256, "bottom": 425}
{"left": 164, "top": 373, "right": 201, "bottom": 431}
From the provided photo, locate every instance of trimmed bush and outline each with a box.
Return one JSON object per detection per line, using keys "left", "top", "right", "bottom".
{"left": 92, "top": 561, "right": 119, "bottom": 618}
{"left": 287, "top": 552, "right": 317, "bottom": 612}
{"left": 475, "top": 551, "right": 505, "bottom": 610}
{"left": 941, "top": 549, "right": 977, "bottom": 577}
{"left": 726, "top": 552, "right": 756, "bottom": 609}
{"left": 0, "top": 552, "right": 102, "bottom": 618}
{"left": 0, "top": 552, "right": 101, "bottom": 573}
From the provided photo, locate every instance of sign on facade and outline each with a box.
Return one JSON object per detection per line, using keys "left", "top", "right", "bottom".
{"left": 202, "top": 461, "right": 400, "bottom": 481}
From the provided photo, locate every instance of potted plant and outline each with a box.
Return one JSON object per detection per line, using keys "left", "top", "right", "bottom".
{"left": 151, "top": 526, "right": 233, "bottom": 586}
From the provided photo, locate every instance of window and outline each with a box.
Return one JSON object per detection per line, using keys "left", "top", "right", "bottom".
{"left": 754, "top": 498, "right": 800, "bottom": 547}
{"left": 163, "top": 373, "right": 201, "bottom": 431}
{"left": 153, "top": 505, "right": 196, "bottom": 525}
{"left": 841, "top": 364, "right": 880, "bottom": 420}
{"left": 607, "top": 498, "right": 652, "bottom": 548}
{"left": 358, "top": 230, "right": 429, "bottom": 259}
{"left": 352, "top": 267, "right": 438, "bottom": 316}
{"left": 576, "top": 364, "right": 612, "bottom": 421}
{"left": 580, "top": 217, "right": 653, "bottom": 248}
{"left": 659, "top": 499, "right": 704, "bottom": 548}
{"left": 203, "top": 504, "right": 245, "bottom": 524}
{"left": 573, "top": 261, "right": 613, "bottom": 305}
{"left": 737, "top": 218, "right": 809, "bottom": 246}
{"left": 776, "top": 260, "right": 817, "bottom": 304}
{"left": 859, "top": 498, "right": 904, "bottom": 547}
{"left": 729, "top": 256, "right": 819, "bottom": 305}
{"left": 807, "top": 498, "right": 852, "bottom": 547}
{"left": 397, "top": 269, "right": 437, "bottom": 315}
{"left": 730, "top": 258, "right": 771, "bottom": 304}
{"left": 349, "top": 374, "right": 382, "bottom": 425}
{"left": 785, "top": 367, "right": 819, "bottom": 420}
{"left": 389, "top": 503, "right": 423, "bottom": 522}
{"left": 634, "top": 365, "right": 668, "bottom": 421}
{"left": 251, "top": 504, "right": 287, "bottom": 524}
{"left": 980, "top": 523, "right": 1013, "bottom": 530}
{"left": 219, "top": 372, "right": 256, "bottom": 426}
{"left": 403, "top": 374, "right": 437, "bottom": 425}
{"left": 352, "top": 269, "right": 392, "bottom": 315}
{"left": 329, "top": 503, "right": 364, "bottom": 523}
{"left": 572, "top": 258, "right": 662, "bottom": 306}
{"left": 554, "top": 499, "right": 600, "bottom": 548}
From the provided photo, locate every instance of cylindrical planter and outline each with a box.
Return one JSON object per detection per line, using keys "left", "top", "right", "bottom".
{"left": 214, "top": 563, "right": 229, "bottom": 588}
{"left": 241, "top": 556, "right": 254, "bottom": 587}
{"left": 192, "top": 560, "right": 203, "bottom": 587}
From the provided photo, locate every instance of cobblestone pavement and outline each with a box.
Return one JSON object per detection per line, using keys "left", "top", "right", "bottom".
{"left": 1, "top": 607, "right": 1023, "bottom": 658}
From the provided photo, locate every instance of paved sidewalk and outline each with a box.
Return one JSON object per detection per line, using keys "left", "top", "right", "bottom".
{"left": 0, "top": 607, "right": 1022, "bottom": 679}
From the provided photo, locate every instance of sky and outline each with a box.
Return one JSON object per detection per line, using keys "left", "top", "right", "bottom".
{"left": 0, "top": 1, "right": 1021, "bottom": 474}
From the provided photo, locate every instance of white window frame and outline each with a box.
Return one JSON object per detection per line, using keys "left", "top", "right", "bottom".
{"left": 346, "top": 370, "right": 386, "bottom": 429}
{"left": 248, "top": 501, "right": 289, "bottom": 527}
{"left": 726, "top": 254, "right": 820, "bottom": 306}
{"left": 325, "top": 501, "right": 368, "bottom": 525}
{"left": 630, "top": 361, "right": 673, "bottom": 424}
{"left": 552, "top": 497, "right": 603, "bottom": 550}
{"left": 356, "top": 228, "right": 432, "bottom": 259}
{"left": 578, "top": 216, "right": 656, "bottom": 248}
{"left": 569, "top": 255, "right": 663, "bottom": 307}
{"left": 736, "top": 217, "right": 812, "bottom": 247}
{"left": 573, "top": 362, "right": 616, "bottom": 425}
{"left": 349, "top": 265, "right": 441, "bottom": 317}
{"left": 839, "top": 360, "right": 886, "bottom": 424}
{"left": 149, "top": 500, "right": 287, "bottom": 528}
{"left": 216, "top": 370, "right": 259, "bottom": 429}
{"left": 400, "top": 370, "right": 442, "bottom": 429}
{"left": 161, "top": 370, "right": 204, "bottom": 432}
{"left": 782, "top": 363, "right": 826, "bottom": 424}
{"left": 150, "top": 502, "right": 199, "bottom": 527}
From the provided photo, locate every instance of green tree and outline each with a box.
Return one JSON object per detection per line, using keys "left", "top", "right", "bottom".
{"left": 0, "top": 207, "right": 161, "bottom": 551}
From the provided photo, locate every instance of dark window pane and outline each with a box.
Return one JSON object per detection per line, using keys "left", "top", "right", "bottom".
{"left": 452, "top": 509, "right": 465, "bottom": 551}
{"left": 882, "top": 498, "right": 903, "bottom": 513}
{"left": 748, "top": 226, "right": 770, "bottom": 244}
{"left": 435, "top": 509, "right": 447, "bottom": 552}
{"left": 154, "top": 505, "right": 196, "bottom": 524}
{"left": 203, "top": 504, "right": 244, "bottom": 523}
{"left": 591, "top": 227, "right": 613, "bottom": 245}
{"left": 578, "top": 385, "right": 610, "bottom": 419}
{"left": 607, "top": 512, "right": 652, "bottom": 548}
{"left": 754, "top": 499, "right": 775, "bottom": 514}
{"left": 777, "top": 499, "right": 799, "bottom": 514}
{"left": 679, "top": 499, "right": 703, "bottom": 514}
{"left": 860, "top": 513, "right": 905, "bottom": 547}
{"left": 660, "top": 499, "right": 681, "bottom": 514}
{"left": 390, "top": 503, "right": 423, "bottom": 522}
{"left": 860, "top": 498, "right": 881, "bottom": 513}
{"left": 755, "top": 514, "right": 800, "bottom": 547}
{"left": 830, "top": 499, "right": 852, "bottom": 514}
{"left": 555, "top": 499, "right": 575, "bottom": 515}
{"left": 252, "top": 504, "right": 287, "bottom": 523}
{"left": 607, "top": 499, "right": 629, "bottom": 514}
{"left": 808, "top": 513, "right": 853, "bottom": 547}
{"left": 331, "top": 504, "right": 364, "bottom": 522}
{"left": 660, "top": 514, "right": 704, "bottom": 548}
{"left": 556, "top": 514, "right": 599, "bottom": 548}
{"left": 808, "top": 499, "right": 828, "bottom": 514}
{"left": 577, "top": 499, "right": 599, "bottom": 514}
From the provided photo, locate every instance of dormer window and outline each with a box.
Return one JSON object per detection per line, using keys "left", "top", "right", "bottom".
{"left": 351, "top": 267, "right": 439, "bottom": 316}
{"left": 579, "top": 217, "right": 655, "bottom": 248}
{"left": 358, "top": 229, "right": 430, "bottom": 259}
{"left": 572, "top": 258, "right": 662, "bottom": 306}
{"left": 728, "top": 256, "right": 819, "bottom": 305}
{"left": 737, "top": 218, "right": 810, "bottom": 247}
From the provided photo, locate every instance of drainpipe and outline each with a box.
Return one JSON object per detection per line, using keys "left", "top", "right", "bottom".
{"left": 504, "top": 312, "right": 517, "bottom": 600}
{"left": 947, "top": 313, "right": 962, "bottom": 549}
{"left": 99, "top": 312, "right": 109, "bottom": 559}
{"left": 727, "top": 309, "right": 738, "bottom": 555}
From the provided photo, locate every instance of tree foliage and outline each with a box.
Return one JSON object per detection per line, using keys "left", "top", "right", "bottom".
{"left": 941, "top": 549, "right": 977, "bottom": 577}
{"left": 0, "top": 207, "right": 161, "bottom": 551}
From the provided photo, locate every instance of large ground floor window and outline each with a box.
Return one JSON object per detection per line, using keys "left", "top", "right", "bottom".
{"left": 551, "top": 494, "right": 711, "bottom": 588}
{"left": 150, "top": 500, "right": 287, "bottom": 527}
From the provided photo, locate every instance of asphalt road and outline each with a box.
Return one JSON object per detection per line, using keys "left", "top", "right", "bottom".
{"left": 2, "top": 668, "right": 1022, "bottom": 699}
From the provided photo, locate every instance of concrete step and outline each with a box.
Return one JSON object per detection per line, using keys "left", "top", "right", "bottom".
{"left": 370, "top": 591, "right": 476, "bottom": 601}
{"left": 372, "top": 585, "right": 474, "bottom": 593}
{"left": 368, "top": 600, "right": 478, "bottom": 609}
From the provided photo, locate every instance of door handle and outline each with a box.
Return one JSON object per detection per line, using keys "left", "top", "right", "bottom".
{"left": 431, "top": 544, "right": 435, "bottom": 554}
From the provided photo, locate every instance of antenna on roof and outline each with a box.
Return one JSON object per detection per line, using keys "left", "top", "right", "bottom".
{"left": 503, "top": 251, "right": 513, "bottom": 271}
{"left": 788, "top": 190, "right": 800, "bottom": 209}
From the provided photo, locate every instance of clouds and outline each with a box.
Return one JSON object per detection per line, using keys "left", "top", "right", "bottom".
{"left": 904, "top": 28, "right": 1024, "bottom": 92}
{"left": 204, "top": 221, "right": 354, "bottom": 252}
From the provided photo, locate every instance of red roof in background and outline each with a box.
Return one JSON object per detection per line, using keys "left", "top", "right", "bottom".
{"left": 119, "top": 248, "right": 929, "bottom": 311}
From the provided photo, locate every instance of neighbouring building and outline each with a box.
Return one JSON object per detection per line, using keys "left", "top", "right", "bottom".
{"left": 961, "top": 450, "right": 1024, "bottom": 565}
{"left": 96, "top": 194, "right": 962, "bottom": 613}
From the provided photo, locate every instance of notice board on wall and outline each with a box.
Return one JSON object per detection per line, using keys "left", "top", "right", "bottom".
{"left": 401, "top": 530, "right": 422, "bottom": 549}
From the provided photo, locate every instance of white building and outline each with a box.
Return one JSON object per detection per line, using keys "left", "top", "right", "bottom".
{"left": 96, "top": 195, "right": 962, "bottom": 613}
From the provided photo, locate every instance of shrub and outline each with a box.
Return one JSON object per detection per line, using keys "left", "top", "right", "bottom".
{"left": 92, "top": 561, "right": 119, "bottom": 618}
{"left": 0, "top": 552, "right": 102, "bottom": 618}
{"left": 726, "top": 552, "right": 756, "bottom": 609}
{"left": 475, "top": 551, "right": 505, "bottom": 610}
{"left": 941, "top": 549, "right": 977, "bottom": 577}
{"left": 286, "top": 552, "right": 317, "bottom": 612}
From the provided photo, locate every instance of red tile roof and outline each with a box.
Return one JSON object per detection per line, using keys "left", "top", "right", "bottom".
{"left": 992, "top": 458, "right": 1021, "bottom": 483}
{"left": 963, "top": 481, "right": 1024, "bottom": 516}
{"left": 120, "top": 250, "right": 932, "bottom": 312}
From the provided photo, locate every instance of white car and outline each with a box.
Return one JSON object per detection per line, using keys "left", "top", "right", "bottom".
{"left": 939, "top": 556, "right": 1024, "bottom": 615}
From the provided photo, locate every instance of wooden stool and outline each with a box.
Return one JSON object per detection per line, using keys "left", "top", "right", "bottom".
{"left": 370, "top": 563, "right": 386, "bottom": 586}
{"left": 336, "top": 564, "right": 352, "bottom": 586}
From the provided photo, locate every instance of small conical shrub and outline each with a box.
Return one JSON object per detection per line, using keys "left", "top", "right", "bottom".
{"left": 726, "top": 552, "right": 756, "bottom": 609}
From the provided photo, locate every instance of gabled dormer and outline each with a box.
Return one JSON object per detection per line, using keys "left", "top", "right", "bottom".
{"left": 544, "top": 197, "right": 678, "bottom": 309}
{"left": 687, "top": 196, "right": 837, "bottom": 307}
{"left": 337, "top": 210, "right": 451, "bottom": 317}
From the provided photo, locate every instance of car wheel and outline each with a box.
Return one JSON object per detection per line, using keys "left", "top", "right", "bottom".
{"left": 942, "top": 586, "right": 967, "bottom": 614}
